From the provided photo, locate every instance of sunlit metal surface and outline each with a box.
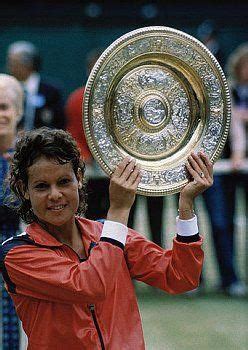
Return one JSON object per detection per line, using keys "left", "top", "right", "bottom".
{"left": 83, "top": 26, "right": 231, "bottom": 196}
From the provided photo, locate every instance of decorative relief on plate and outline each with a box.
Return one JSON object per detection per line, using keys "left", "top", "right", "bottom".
{"left": 111, "top": 67, "right": 191, "bottom": 159}
{"left": 83, "top": 26, "right": 231, "bottom": 195}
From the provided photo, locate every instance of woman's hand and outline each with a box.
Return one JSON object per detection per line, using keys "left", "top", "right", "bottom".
{"left": 107, "top": 157, "right": 141, "bottom": 226}
{"left": 179, "top": 152, "right": 213, "bottom": 219}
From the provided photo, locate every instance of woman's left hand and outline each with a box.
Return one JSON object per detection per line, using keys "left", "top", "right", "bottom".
{"left": 183, "top": 151, "right": 213, "bottom": 199}
{"left": 178, "top": 152, "right": 213, "bottom": 219}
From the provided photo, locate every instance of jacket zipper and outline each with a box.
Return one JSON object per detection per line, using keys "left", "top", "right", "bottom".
{"left": 63, "top": 243, "right": 104, "bottom": 348}
{"left": 89, "top": 304, "right": 105, "bottom": 350}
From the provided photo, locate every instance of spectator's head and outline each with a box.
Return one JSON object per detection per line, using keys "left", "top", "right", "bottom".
{"left": 7, "top": 41, "right": 41, "bottom": 81}
{"left": 226, "top": 43, "right": 248, "bottom": 84}
{"left": 9, "top": 127, "right": 87, "bottom": 224}
{"left": 0, "top": 73, "right": 24, "bottom": 138}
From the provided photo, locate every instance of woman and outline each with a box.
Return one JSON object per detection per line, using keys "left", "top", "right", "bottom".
{"left": 228, "top": 43, "right": 248, "bottom": 171}
{"left": 0, "top": 73, "right": 24, "bottom": 349}
{"left": 220, "top": 43, "right": 248, "bottom": 295}
{"left": 1, "top": 127, "right": 213, "bottom": 349}
{"left": 216, "top": 43, "right": 248, "bottom": 296}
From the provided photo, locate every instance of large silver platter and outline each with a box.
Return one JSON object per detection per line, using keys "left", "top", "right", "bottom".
{"left": 83, "top": 26, "right": 231, "bottom": 196}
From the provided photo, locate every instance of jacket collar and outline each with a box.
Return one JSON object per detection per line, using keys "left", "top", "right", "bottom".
{"left": 26, "top": 222, "right": 63, "bottom": 247}
{"left": 25, "top": 217, "right": 100, "bottom": 251}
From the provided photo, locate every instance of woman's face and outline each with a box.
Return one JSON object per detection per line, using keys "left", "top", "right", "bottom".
{"left": 0, "top": 92, "right": 19, "bottom": 137}
{"left": 25, "top": 156, "right": 82, "bottom": 230}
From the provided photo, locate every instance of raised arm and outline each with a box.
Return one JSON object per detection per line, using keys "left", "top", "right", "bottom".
{"left": 125, "top": 152, "right": 213, "bottom": 294}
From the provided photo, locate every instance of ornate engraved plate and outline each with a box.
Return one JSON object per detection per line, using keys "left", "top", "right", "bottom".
{"left": 83, "top": 26, "right": 231, "bottom": 196}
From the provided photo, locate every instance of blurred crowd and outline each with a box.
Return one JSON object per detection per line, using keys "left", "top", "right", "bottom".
{"left": 0, "top": 20, "right": 247, "bottom": 350}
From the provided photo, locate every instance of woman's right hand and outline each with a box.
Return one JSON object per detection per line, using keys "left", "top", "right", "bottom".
{"left": 107, "top": 157, "right": 141, "bottom": 226}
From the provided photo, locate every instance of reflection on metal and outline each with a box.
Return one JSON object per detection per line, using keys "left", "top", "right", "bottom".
{"left": 83, "top": 26, "right": 231, "bottom": 196}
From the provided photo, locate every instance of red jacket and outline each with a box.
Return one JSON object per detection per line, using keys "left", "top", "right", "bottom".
{"left": 1, "top": 218, "right": 203, "bottom": 349}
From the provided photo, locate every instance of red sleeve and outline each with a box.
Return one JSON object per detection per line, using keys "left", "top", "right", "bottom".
{"left": 125, "top": 229, "right": 204, "bottom": 294}
{"left": 5, "top": 241, "right": 124, "bottom": 304}
{"left": 65, "top": 87, "right": 92, "bottom": 162}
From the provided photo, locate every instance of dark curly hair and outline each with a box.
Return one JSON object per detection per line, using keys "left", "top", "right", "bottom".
{"left": 9, "top": 127, "right": 87, "bottom": 223}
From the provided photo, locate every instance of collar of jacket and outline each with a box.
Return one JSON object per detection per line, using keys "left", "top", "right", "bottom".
{"left": 25, "top": 217, "right": 100, "bottom": 250}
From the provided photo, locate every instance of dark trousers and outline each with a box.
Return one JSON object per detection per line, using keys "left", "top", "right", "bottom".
{"left": 128, "top": 196, "right": 164, "bottom": 247}
{"left": 203, "top": 173, "right": 247, "bottom": 288}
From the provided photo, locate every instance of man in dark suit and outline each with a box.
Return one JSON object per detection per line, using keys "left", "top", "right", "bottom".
{"left": 7, "top": 41, "right": 65, "bottom": 131}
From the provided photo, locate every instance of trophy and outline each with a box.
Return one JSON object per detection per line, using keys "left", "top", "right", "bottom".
{"left": 83, "top": 26, "right": 231, "bottom": 196}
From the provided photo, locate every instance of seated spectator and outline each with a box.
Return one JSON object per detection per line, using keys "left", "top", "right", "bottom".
{"left": 0, "top": 73, "right": 24, "bottom": 349}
